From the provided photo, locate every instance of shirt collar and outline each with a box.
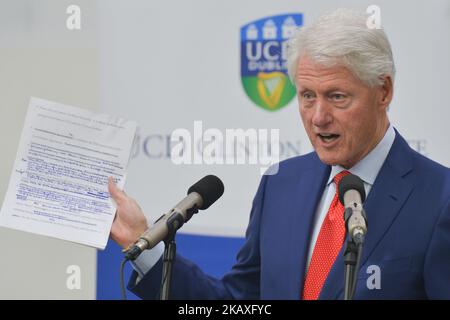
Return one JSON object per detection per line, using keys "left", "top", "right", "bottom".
{"left": 327, "top": 124, "right": 396, "bottom": 186}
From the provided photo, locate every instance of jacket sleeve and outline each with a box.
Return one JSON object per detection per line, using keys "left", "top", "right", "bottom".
{"left": 128, "top": 174, "right": 269, "bottom": 300}
{"left": 424, "top": 196, "right": 450, "bottom": 299}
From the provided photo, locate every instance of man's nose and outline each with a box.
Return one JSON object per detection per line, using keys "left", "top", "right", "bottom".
{"left": 312, "top": 99, "right": 333, "bottom": 127}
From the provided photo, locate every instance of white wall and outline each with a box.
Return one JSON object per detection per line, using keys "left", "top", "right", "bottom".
{"left": 0, "top": 0, "right": 98, "bottom": 299}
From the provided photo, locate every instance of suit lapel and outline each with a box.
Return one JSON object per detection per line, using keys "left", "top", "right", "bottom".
{"left": 288, "top": 154, "right": 330, "bottom": 299}
{"left": 319, "top": 132, "right": 415, "bottom": 300}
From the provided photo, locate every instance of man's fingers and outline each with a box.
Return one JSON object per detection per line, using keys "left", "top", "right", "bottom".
{"left": 108, "top": 177, "right": 127, "bottom": 203}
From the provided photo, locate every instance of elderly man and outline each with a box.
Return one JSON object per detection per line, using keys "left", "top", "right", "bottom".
{"left": 108, "top": 9, "right": 450, "bottom": 299}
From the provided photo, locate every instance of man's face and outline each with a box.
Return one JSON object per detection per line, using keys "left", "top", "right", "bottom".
{"left": 295, "top": 55, "right": 390, "bottom": 169}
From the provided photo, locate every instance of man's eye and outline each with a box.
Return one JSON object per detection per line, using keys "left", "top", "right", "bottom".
{"left": 302, "top": 92, "right": 315, "bottom": 100}
{"left": 331, "top": 93, "right": 346, "bottom": 101}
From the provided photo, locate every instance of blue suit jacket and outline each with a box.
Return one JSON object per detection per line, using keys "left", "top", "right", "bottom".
{"left": 129, "top": 131, "right": 450, "bottom": 299}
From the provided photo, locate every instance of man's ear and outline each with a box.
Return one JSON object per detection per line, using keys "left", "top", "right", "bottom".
{"left": 379, "top": 75, "right": 394, "bottom": 110}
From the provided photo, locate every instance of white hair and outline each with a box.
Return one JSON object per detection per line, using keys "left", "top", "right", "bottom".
{"left": 287, "top": 8, "right": 396, "bottom": 87}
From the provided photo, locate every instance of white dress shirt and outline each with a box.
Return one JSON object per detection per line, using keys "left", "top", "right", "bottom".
{"left": 131, "top": 241, "right": 164, "bottom": 278}
{"left": 131, "top": 125, "right": 396, "bottom": 281}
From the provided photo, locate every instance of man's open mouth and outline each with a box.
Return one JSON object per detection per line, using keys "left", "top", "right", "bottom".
{"left": 317, "top": 133, "right": 340, "bottom": 143}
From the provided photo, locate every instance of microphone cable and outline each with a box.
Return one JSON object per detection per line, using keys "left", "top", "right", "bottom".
{"left": 120, "top": 257, "right": 129, "bottom": 300}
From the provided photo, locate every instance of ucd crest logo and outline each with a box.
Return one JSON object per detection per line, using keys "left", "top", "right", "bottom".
{"left": 240, "top": 14, "right": 303, "bottom": 111}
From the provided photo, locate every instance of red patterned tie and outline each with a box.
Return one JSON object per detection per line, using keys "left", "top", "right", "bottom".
{"left": 302, "top": 170, "right": 350, "bottom": 300}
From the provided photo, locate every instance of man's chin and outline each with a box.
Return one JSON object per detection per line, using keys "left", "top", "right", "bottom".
{"left": 316, "top": 152, "right": 341, "bottom": 167}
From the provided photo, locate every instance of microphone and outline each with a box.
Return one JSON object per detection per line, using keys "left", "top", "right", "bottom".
{"left": 338, "top": 174, "right": 368, "bottom": 244}
{"left": 124, "top": 175, "right": 224, "bottom": 260}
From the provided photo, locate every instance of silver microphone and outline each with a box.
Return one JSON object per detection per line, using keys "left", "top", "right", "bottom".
{"left": 124, "top": 175, "right": 224, "bottom": 260}
{"left": 338, "top": 174, "right": 368, "bottom": 244}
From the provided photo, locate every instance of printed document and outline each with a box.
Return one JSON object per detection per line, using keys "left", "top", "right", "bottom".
{"left": 0, "top": 97, "right": 137, "bottom": 249}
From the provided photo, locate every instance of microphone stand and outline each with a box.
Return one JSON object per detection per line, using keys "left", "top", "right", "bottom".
{"left": 343, "top": 207, "right": 365, "bottom": 300}
{"left": 343, "top": 238, "right": 359, "bottom": 300}
{"left": 159, "top": 206, "right": 199, "bottom": 300}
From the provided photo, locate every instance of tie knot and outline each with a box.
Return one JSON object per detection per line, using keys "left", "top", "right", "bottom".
{"left": 333, "top": 170, "right": 351, "bottom": 186}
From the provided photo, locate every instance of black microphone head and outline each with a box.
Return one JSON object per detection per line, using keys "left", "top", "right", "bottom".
{"left": 187, "top": 175, "right": 224, "bottom": 210}
{"left": 338, "top": 174, "right": 366, "bottom": 206}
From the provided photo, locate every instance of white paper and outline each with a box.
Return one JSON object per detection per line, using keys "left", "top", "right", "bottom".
{"left": 0, "top": 97, "right": 137, "bottom": 249}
